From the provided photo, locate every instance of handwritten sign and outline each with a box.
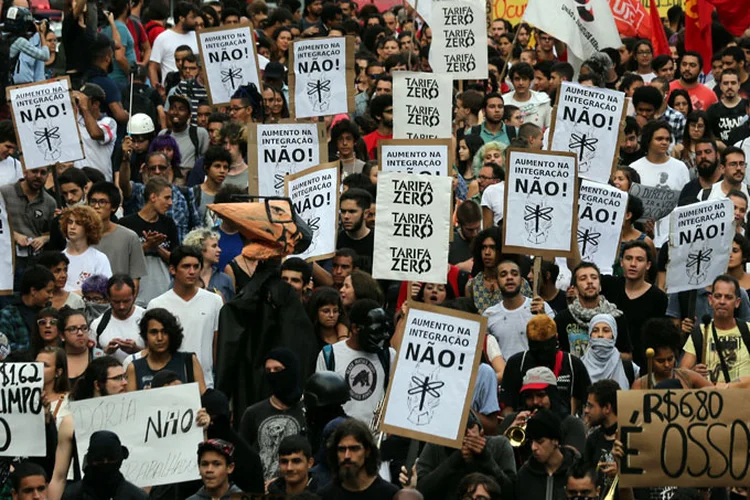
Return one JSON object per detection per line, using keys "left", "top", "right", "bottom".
{"left": 285, "top": 162, "right": 339, "bottom": 261}
{"left": 70, "top": 383, "right": 204, "bottom": 487}
{"left": 0, "top": 192, "right": 13, "bottom": 294}
{"left": 381, "top": 302, "right": 486, "bottom": 448}
{"left": 503, "top": 149, "right": 579, "bottom": 258}
{"left": 429, "top": 0, "right": 488, "bottom": 80}
{"left": 373, "top": 172, "right": 452, "bottom": 283}
{"left": 392, "top": 72, "right": 453, "bottom": 140}
{"left": 248, "top": 122, "right": 327, "bottom": 196}
{"left": 197, "top": 25, "right": 261, "bottom": 106}
{"left": 550, "top": 82, "right": 627, "bottom": 183}
{"left": 379, "top": 139, "right": 452, "bottom": 177}
{"left": 7, "top": 77, "right": 84, "bottom": 171}
{"left": 577, "top": 180, "right": 628, "bottom": 275}
{"left": 629, "top": 183, "right": 680, "bottom": 221}
{"left": 619, "top": 388, "right": 750, "bottom": 488}
{"left": 0, "top": 363, "right": 45, "bottom": 457}
{"left": 665, "top": 198, "right": 734, "bottom": 293}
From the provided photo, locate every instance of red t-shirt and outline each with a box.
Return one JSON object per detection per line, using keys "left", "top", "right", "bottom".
{"left": 363, "top": 130, "right": 393, "bottom": 159}
{"left": 126, "top": 18, "right": 148, "bottom": 62}
{"left": 145, "top": 20, "right": 166, "bottom": 47}
{"left": 669, "top": 80, "right": 719, "bottom": 111}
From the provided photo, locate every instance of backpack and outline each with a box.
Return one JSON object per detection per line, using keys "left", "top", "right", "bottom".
{"left": 0, "top": 33, "right": 21, "bottom": 105}
{"left": 322, "top": 343, "right": 391, "bottom": 390}
{"left": 166, "top": 125, "right": 201, "bottom": 161}
{"left": 176, "top": 184, "right": 200, "bottom": 230}
{"left": 689, "top": 320, "right": 750, "bottom": 365}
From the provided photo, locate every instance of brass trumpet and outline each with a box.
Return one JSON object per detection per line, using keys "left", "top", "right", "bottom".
{"left": 505, "top": 410, "right": 536, "bottom": 447}
{"left": 602, "top": 474, "right": 619, "bottom": 500}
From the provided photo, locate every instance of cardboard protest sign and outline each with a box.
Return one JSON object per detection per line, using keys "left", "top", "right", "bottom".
{"left": 289, "top": 36, "right": 355, "bottom": 119}
{"left": 285, "top": 162, "right": 339, "bottom": 261}
{"left": 7, "top": 77, "right": 84, "bottom": 171}
{"left": 381, "top": 302, "right": 486, "bottom": 448}
{"left": 248, "top": 122, "right": 327, "bottom": 196}
{"left": 628, "top": 183, "right": 680, "bottom": 221}
{"left": 503, "top": 149, "right": 579, "bottom": 258}
{"left": 197, "top": 25, "right": 261, "bottom": 106}
{"left": 665, "top": 198, "right": 734, "bottom": 293}
{"left": 392, "top": 72, "right": 453, "bottom": 140}
{"left": 549, "top": 82, "right": 627, "bottom": 183}
{"left": 619, "top": 388, "right": 750, "bottom": 488}
{"left": 0, "top": 192, "right": 13, "bottom": 295}
{"left": 379, "top": 139, "right": 452, "bottom": 177}
{"left": 429, "top": 0, "right": 488, "bottom": 80}
{"left": 70, "top": 383, "right": 204, "bottom": 487}
{"left": 373, "top": 172, "right": 452, "bottom": 283}
{"left": 577, "top": 180, "right": 628, "bottom": 275}
{"left": 0, "top": 363, "right": 45, "bottom": 456}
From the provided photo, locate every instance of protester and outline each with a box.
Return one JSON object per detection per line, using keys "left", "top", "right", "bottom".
{"left": 89, "top": 275, "right": 144, "bottom": 362}
{"left": 187, "top": 440, "right": 244, "bottom": 500}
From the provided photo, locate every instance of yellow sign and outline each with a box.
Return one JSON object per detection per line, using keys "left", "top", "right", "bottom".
{"left": 489, "top": 0, "right": 683, "bottom": 26}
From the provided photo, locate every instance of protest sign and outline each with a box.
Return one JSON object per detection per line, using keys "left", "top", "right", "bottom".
{"left": 7, "top": 77, "right": 84, "bottom": 171}
{"left": 429, "top": 0, "right": 488, "bottom": 80}
{"left": 628, "top": 183, "right": 681, "bottom": 221}
{"left": 392, "top": 72, "right": 453, "bottom": 140}
{"left": 197, "top": 25, "right": 261, "bottom": 106}
{"left": 619, "top": 388, "right": 750, "bottom": 488}
{"left": 379, "top": 139, "right": 452, "bottom": 177}
{"left": 503, "top": 149, "right": 579, "bottom": 258}
{"left": 289, "top": 36, "right": 355, "bottom": 119}
{"left": 70, "top": 383, "right": 203, "bottom": 487}
{"left": 0, "top": 192, "right": 13, "bottom": 295}
{"left": 0, "top": 363, "right": 44, "bottom": 457}
{"left": 577, "top": 180, "right": 628, "bottom": 275}
{"left": 285, "top": 162, "right": 339, "bottom": 261}
{"left": 248, "top": 122, "right": 327, "bottom": 196}
{"left": 373, "top": 172, "right": 452, "bottom": 283}
{"left": 665, "top": 198, "right": 733, "bottom": 293}
{"left": 549, "top": 82, "right": 627, "bottom": 183}
{"left": 381, "top": 302, "right": 486, "bottom": 448}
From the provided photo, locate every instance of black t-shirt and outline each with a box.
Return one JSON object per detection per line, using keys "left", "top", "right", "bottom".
{"left": 448, "top": 228, "right": 472, "bottom": 265}
{"left": 318, "top": 476, "right": 399, "bottom": 500}
{"left": 555, "top": 307, "right": 633, "bottom": 357}
{"left": 706, "top": 99, "right": 749, "bottom": 142}
{"left": 337, "top": 230, "right": 374, "bottom": 263}
{"left": 119, "top": 213, "right": 178, "bottom": 257}
{"left": 727, "top": 121, "right": 750, "bottom": 146}
{"left": 62, "top": 16, "right": 94, "bottom": 74}
{"left": 546, "top": 289, "right": 569, "bottom": 314}
{"left": 678, "top": 178, "right": 703, "bottom": 206}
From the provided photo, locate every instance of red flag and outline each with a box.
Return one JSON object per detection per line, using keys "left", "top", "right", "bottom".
{"left": 684, "top": 0, "right": 713, "bottom": 74}
{"left": 704, "top": 0, "right": 750, "bottom": 36}
{"left": 649, "top": 0, "right": 670, "bottom": 56}
{"left": 610, "top": 0, "right": 651, "bottom": 38}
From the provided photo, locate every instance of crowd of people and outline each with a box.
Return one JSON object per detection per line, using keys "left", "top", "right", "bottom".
{"left": 1, "top": 0, "right": 750, "bottom": 498}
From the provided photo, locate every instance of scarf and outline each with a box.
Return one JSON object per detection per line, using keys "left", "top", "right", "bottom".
{"left": 582, "top": 314, "right": 630, "bottom": 390}
{"left": 567, "top": 296, "right": 623, "bottom": 327}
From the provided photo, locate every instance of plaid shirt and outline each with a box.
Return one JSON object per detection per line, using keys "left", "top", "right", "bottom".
{"left": 127, "top": 183, "right": 200, "bottom": 242}
{"left": 0, "top": 304, "right": 31, "bottom": 353}
{"left": 659, "top": 106, "right": 686, "bottom": 144}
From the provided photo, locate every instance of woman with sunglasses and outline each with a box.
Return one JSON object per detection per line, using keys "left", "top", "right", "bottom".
{"left": 31, "top": 307, "right": 60, "bottom": 357}
{"left": 58, "top": 306, "right": 104, "bottom": 388}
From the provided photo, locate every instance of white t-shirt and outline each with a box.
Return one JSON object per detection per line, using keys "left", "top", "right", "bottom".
{"left": 639, "top": 72, "right": 657, "bottom": 84}
{"left": 481, "top": 181, "right": 505, "bottom": 225}
{"left": 63, "top": 247, "right": 113, "bottom": 292}
{"left": 483, "top": 297, "right": 555, "bottom": 361}
{"left": 631, "top": 156, "right": 691, "bottom": 246}
{"left": 150, "top": 29, "right": 199, "bottom": 84}
{"left": 502, "top": 89, "right": 551, "bottom": 129}
{"left": 315, "top": 341, "right": 396, "bottom": 424}
{"left": 89, "top": 306, "right": 146, "bottom": 363}
{"left": 699, "top": 180, "right": 749, "bottom": 201}
{"left": 74, "top": 114, "right": 116, "bottom": 181}
{"left": 734, "top": 137, "right": 750, "bottom": 184}
{"left": 148, "top": 288, "right": 222, "bottom": 388}
{"left": 0, "top": 156, "right": 23, "bottom": 187}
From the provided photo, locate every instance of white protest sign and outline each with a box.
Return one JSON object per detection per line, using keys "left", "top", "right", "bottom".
{"left": 503, "top": 149, "right": 579, "bottom": 258}
{"left": 0, "top": 192, "right": 13, "bottom": 294}
{"left": 285, "top": 162, "right": 339, "bottom": 261}
{"left": 8, "top": 77, "right": 84, "bottom": 171}
{"left": 70, "top": 383, "right": 203, "bottom": 487}
{"left": 392, "top": 72, "right": 453, "bottom": 140}
{"left": 577, "top": 180, "right": 628, "bottom": 275}
{"left": 248, "top": 122, "right": 327, "bottom": 196}
{"left": 379, "top": 139, "right": 452, "bottom": 177}
{"left": 381, "top": 303, "right": 486, "bottom": 448}
{"left": 197, "top": 25, "right": 261, "bottom": 106}
{"left": 550, "top": 82, "right": 627, "bottom": 183}
{"left": 373, "top": 172, "right": 452, "bottom": 283}
{"left": 290, "top": 37, "right": 354, "bottom": 119}
{"left": 406, "top": 0, "right": 433, "bottom": 26}
{"left": 0, "top": 363, "right": 45, "bottom": 456}
{"left": 429, "top": 0, "right": 488, "bottom": 80}
{"left": 666, "top": 199, "right": 734, "bottom": 293}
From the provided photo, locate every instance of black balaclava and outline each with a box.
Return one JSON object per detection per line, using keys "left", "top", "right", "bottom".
{"left": 264, "top": 348, "right": 302, "bottom": 407}
{"left": 357, "top": 308, "right": 389, "bottom": 353}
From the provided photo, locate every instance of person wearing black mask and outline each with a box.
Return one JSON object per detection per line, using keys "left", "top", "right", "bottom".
{"left": 239, "top": 348, "right": 306, "bottom": 483}
{"left": 62, "top": 430, "right": 147, "bottom": 499}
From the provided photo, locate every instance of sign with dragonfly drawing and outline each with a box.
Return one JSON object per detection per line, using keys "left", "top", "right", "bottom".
{"left": 577, "top": 180, "right": 628, "bottom": 275}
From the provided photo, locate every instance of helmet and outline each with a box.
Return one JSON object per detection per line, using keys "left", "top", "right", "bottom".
{"left": 127, "top": 113, "right": 155, "bottom": 135}
{"left": 303, "top": 372, "right": 350, "bottom": 409}
{"left": 4, "top": 6, "right": 33, "bottom": 34}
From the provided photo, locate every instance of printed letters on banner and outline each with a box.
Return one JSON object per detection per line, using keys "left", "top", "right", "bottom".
{"left": 429, "top": 0, "right": 488, "bottom": 79}
{"left": 0, "top": 363, "right": 45, "bottom": 457}
{"left": 392, "top": 72, "right": 453, "bottom": 139}
{"left": 577, "top": 180, "right": 628, "bottom": 275}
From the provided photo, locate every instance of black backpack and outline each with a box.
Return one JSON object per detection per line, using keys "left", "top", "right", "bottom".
{"left": 122, "top": 84, "right": 160, "bottom": 131}
{"left": 0, "top": 33, "right": 21, "bottom": 105}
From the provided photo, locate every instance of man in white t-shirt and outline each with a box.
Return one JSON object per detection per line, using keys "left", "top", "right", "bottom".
{"left": 90, "top": 275, "right": 145, "bottom": 363}
{"left": 148, "top": 245, "right": 222, "bottom": 388}
{"left": 700, "top": 147, "right": 748, "bottom": 201}
{"left": 0, "top": 121, "right": 23, "bottom": 187}
{"left": 631, "top": 121, "right": 691, "bottom": 246}
{"left": 71, "top": 85, "right": 117, "bottom": 182}
{"left": 148, "top": 1, "right": 199, "bottom": 86}
{"left": 502, "top": 62, "right": 551, "bottom": 129}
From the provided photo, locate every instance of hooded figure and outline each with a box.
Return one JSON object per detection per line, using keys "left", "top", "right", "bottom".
{"left": 582, "top": 313, "right": 637, "bottom": 390}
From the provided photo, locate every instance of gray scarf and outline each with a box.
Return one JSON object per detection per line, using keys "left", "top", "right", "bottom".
{"left": 567, "top": 296, "right": 622, "bottom": 327}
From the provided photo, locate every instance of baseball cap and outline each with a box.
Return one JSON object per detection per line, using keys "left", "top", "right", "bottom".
{"left": 168, "top": 94, "right": 192, "bottom": 112}
{"left": 520, "top": 366, "right": 557, "bottom": 393}
{"left": 197, "top": 439, "right": 235, "bottom": 463}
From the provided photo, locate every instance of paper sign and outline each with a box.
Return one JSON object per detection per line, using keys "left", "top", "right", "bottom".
{"left": 70, "top": 383, "right": 204, "bottom": 487}
{"left": 619, "top": 388, "right": 750, "bottom": 488}
{"left": 379, "top": 139, "right": 452, "bottom": 177}
{"left": 629, "top": 183, "right": 680, "bottom": 221}
{"left": 392, "top": 72, "right": 453, "bottom": 140}
{"left": 381, "top": 302, "right": 486, "bottom": 448}
{"left": 550, "top": 82, "right": 627, "bottom": 183}
{"left": 248, "top": 122, "right": 327, "bottom": 196}
{"left": 197, "top": 25, "right": 261, "bottom": 106}
{"left": 577, "top": 180, "right": 628, "bottom": 275}
{"left": 429, "top": 0, "right": 488, "bottom": 80}
{"left": 0, "top": 192, "right": 13, "bottom": 295}
{"left": 0, "top": 363, "right": 45, "bottom": 457}
{"left": 665, "top": 199, "right": 734, "bottom": 293}
{"left": 7, "top": 77, "right": 84, "bottom": 171}
{"left": 289, "top": 36, "right": 355, "bottom": 119}
{"left": 373, "top": 172, "right": 452, "bottom": 283}
{"left": 503, "top": 149, "right": 579, "bottom": 258}
{"left": 285, "top": 162, "right": 339, "bottom": 261}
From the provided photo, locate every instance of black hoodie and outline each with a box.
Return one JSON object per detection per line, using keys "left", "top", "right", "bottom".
{"left": 515, "top": 445, "right": 579, "bottom": 500}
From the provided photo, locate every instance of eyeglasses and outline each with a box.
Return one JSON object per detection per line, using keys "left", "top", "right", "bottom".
{"left": 727, "top": 161, "right": 747, "bottom": 169}
{"left": 107, "top": 373, "right": 128, "bottom": 382}
{"left": 64, "top": 325, "right": 90, "bottom": 334}
{"left": 478, "top": 175, "right": 495, "bottom": 181}
{"left": 37, "top": 318, "right": 58, "bottom": 326}
{"left": 89, "top": 198, "right": 110, "bottom": 207}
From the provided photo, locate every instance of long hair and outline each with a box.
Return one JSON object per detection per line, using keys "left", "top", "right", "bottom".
{"left": 31, "top": 307, "right": 59, "bottom": 356}
{"left": 59, "top": 205, "right": 103, "bottom": 245}
{"left": 139, "top": 308, "right": 184, "bottom": 354}
{"left": 349, "top": 270, "right": 384, "bottom": 305}
{"left": 471, "top": 226, "right": 502, "bottom": 276}
{"left": 39, "top": 346, "right": 71, "bottom": 394}
{"left": 326, "top": 419, "right": 380, "bottom": 479}
{"left": 307, "top": 287, "right": 349, "bottom": 338}
{"left": 57, "top": 306, "right": 87, "bottom": 337}
{"left": 681, "top": 110, "right": 712, "bottom": 153}
{"left": 70, "top": 356, "right": 121, "bottom": 401}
